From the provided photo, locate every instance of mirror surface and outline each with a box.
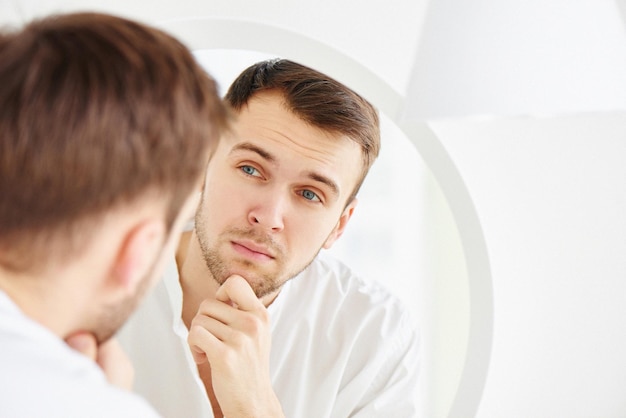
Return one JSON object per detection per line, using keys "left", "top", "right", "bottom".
{"left": 194, "top": 48, "right": 470, "bottom": 417}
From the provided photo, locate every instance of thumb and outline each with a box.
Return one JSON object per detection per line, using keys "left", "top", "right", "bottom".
{"left": 65, "top": 331, "right": 98, "bottom": 361}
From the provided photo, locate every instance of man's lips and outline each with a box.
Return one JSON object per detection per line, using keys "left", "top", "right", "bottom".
{"left": 231, "top": 240, "right": 275, "bottom": 261}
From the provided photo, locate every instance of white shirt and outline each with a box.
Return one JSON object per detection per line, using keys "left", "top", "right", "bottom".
{"left": 119, "top": 252, "right": 421, "bottom": 417}
{"left": 0, "top": 290, "right": 161, "bottom": 418}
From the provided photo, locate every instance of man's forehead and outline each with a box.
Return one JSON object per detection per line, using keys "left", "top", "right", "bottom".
{"left": 224, "top": 91, "right": 365, "bottom": 191}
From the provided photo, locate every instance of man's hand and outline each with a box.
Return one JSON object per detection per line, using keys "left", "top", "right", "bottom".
{"left": 188, "top": 275, "right": 284, "bottom": 417}
{"left": 65, "top": 333, "right": 134, "bottom": 391}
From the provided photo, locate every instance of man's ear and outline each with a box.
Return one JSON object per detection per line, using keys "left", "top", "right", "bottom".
{"left": 110, "top": 220, "right": 166, "bottom": 292}
{"left": 323, "top": 197, "right": 358, "bottom": 249}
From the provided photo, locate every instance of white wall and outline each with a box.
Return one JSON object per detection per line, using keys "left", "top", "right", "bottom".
{"left": 0, "top": 0, "right": 430, "bottom": 96}
{"left": 429, "top": 112, "right": 626, "bottom": 417}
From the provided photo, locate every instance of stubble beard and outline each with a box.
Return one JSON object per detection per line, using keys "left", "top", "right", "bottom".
{"left": 93, "top": 252, "right": 159, "bottom": 344}
{"left": 195, "top": 212, "right": 320, "bottom": 300}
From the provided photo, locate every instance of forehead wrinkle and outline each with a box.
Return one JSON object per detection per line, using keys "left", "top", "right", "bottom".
{"left": 265, "top": 122, "right": 336, "bottom": 158}
{"left": 265, "top": 127, "right": 344, "bottom": 197}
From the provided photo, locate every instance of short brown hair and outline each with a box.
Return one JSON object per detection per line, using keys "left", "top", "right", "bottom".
{"left": 225, "top": 59, "right": 380, "bottom": 202}
{"left": 0, "top": 12, "right": 229, "bottom": 272}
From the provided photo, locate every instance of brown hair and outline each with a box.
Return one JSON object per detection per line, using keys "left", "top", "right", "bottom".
{"left": 225, "top": 58, "right": 380, "bottom": 202}
{"left": 0, "top": 12, "right": 229, "bottom": 272}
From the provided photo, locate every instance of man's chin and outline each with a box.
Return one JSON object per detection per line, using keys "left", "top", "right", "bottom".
{"left": 218, "top": 269, "right": 259, "bottom": 286}
{"left": 217, "top": 272, "right": 269, "bottom": 298}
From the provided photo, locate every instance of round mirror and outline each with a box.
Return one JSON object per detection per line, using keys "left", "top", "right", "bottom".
{"left": 158, "top": 17, "right": 491, "bottom": 417}
{"left": 193, "top": 46, "right": 474, "bottom": 417}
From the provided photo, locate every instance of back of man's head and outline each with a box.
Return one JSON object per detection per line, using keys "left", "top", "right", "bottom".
{"left": 0, "top": 12, "right": 229, "bottom": 273}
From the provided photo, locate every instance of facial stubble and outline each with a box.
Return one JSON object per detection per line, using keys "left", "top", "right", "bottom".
{"left": 194, "top": 199, "right": 321, "bottom": 299}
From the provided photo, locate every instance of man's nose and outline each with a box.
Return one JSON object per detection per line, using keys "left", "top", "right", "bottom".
{"left": 247, "top": 191, "right": 287, "bottom": 232}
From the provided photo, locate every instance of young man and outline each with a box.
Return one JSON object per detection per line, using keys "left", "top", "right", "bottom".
{"left": 119, "top": 59, "right": 420, "bottom": 417}
{"left": 0, "top": 12, "right": 228, "bottom": 417}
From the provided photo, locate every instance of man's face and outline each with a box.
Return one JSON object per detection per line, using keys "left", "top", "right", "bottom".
{"left": 195, "top": 90, "right": 363, "bottom": 299}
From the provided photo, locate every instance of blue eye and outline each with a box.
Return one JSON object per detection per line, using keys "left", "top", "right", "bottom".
{"left": 301, "top": 189, "right": 320, "bottom": 202}
{"left": 241, "top": 165, "right": 260, "bottom": 177}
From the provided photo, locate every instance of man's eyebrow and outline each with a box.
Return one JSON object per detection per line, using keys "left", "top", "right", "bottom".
{"left": 230, "top": 142, "right": 276, "bottom": 163}
{"left": 307, "top": 171, "right": 339, "bottom": 197}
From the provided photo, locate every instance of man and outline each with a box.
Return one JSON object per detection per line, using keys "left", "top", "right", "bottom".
{"left": 0, "top": 12, "right": 228, "bottom": 417}
{"left": 119, "top": 59, "right": 420, "bottom": 417}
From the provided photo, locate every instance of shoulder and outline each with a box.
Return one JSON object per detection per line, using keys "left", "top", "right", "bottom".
{"left": 0, "top": 321, "right": 160, "bottom": 417}
{"left": 275, "top": 253, "right": 421, "bottom": 411}
{"left": 286, "top": 252, "right": 419, "bottom": 346}
{"left": 301, "top": 253, "right": 415, "bottom": 317}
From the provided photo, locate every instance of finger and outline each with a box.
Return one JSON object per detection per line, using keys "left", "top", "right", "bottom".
{"left": 190, "top": 312, "right": 233, "bottom": 343}
{"left": 97, "top": 337, "right": 134, "bottom": 390}
{"left": 195, "top": 297, "right": 240, "bottom": 327}
{"left": 216, "top": 275, "right": 264, "bottom": 312}
{"left": 65, "top": 331, "right": 98, "bottom": 361}
{"left": 189, "top": 343, "right": 208, "bottom": 365}
{"left": 188, "top": 323, "right": 222, "bottom": 365}
{"left": 97, "top": 337, "right": 125, "bottom": 366}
